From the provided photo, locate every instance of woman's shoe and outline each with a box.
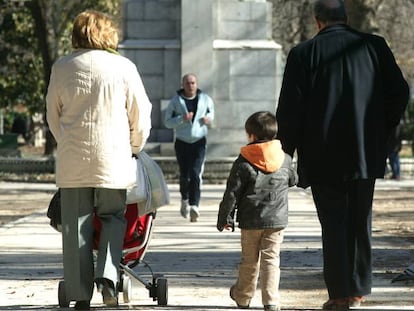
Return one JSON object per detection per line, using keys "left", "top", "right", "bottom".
{"left": 96, "top": 278, "right": 118, "bottom": 307}
{"left": 322, "top": 298, "right": 349, "bottom": 310}
{"left": 102, "top": 286, "right": 118, "bottom": 307}
{"left": 74, "top": 300, "right": 90, "bottom": 310}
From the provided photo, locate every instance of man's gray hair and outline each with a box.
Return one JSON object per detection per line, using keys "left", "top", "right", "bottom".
{"left": 314, "top": 0, "right": 347, "bottom": 23}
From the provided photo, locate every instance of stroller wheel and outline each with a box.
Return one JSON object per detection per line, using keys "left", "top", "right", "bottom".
{"left": 156, "top": 277, "right": 168, "bottom": 306}
{"left": 122, "top": 275, "right": 132, "bottom": 303}
{"left": 58, "top": 280, "right": 70, "bottom": 307}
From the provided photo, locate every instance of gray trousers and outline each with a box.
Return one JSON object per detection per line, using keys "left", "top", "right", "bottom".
{"left": 60, "top": 188, "right": 126, "bottom": 301}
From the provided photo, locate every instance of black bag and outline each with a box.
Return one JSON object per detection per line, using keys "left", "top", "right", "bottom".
{"left": 47, "top": 189, "right": 62, "bottom": 232}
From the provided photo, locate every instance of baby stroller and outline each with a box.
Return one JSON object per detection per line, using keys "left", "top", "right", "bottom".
{"left": 57, "top": 202, "right": 168, "bottom": 307}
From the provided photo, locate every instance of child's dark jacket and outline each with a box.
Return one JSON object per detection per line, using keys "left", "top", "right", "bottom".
{"left": 217, "top": 139, "right": 297, "bottom": 231}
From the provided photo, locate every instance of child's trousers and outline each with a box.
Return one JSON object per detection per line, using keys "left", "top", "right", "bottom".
{"left": 232, "top": 228, "right": 284, "bottom": 306}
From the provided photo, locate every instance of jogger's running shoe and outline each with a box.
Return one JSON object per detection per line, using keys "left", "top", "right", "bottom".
{"left": 190, "top": 205, "right": 200, "bottom": 222}
{"left": 180, "top": 199, "right": 190, "bottom": 218}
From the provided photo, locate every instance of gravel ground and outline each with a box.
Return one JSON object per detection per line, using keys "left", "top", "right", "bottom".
{"left": 0, "top": 181, "right": 413, "bottom": 310}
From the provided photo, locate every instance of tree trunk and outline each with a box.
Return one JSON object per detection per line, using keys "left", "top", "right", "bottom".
{"left": 27, "top": 0, "right": 56, "bottom": 155}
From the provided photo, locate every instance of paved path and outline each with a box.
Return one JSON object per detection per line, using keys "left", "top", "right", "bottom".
{"left": 0, "top": 181, "right": 413, "bottom": 310}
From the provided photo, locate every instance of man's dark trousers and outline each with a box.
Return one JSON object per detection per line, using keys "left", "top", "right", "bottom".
{"left": 175, "top": 137, "right": 206, "bottom": 206}
{"left": 311, "top": 179, "right": 375, "bottom": 299}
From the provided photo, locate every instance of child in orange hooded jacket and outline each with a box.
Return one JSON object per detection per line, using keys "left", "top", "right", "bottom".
{"left": 217, "top": 111, "right": 297, "bottom": 311}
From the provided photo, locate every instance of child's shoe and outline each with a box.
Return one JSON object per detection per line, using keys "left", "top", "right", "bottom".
{"left": 230, "top": 285, "right": 250, "bottom": 309}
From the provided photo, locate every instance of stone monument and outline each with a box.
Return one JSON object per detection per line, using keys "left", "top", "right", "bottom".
{"left": 120, "top": 0, "right": 282, "bottom": 157}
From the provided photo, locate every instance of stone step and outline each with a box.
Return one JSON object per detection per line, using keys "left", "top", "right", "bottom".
{"left": 0, "top": 156, "right": 236, "bottom": 184}
{"left": 0, "top": 156, "right": 413, "bottom": 184}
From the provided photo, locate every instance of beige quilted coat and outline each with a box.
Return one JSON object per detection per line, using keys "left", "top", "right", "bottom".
{"left": 46, "top": 49, "right": 152, "bottom": 189}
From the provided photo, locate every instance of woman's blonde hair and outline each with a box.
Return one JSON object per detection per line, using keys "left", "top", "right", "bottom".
{"left": 72, "top": 10, "right": 119, "bottom": 50}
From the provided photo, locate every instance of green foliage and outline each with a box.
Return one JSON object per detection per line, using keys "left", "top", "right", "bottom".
{"left": 1, "top": 107, "right": 15, "bottom": 133}
{"left": 0, "top": 0, "right": 121, "bottom": 121}
{"left": 0, "top": 2, "right": 44, "bottom": 115}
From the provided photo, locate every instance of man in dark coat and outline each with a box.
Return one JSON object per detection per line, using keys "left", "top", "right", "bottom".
{"left": 276, "top": 0, "right": 409, "bottom": 310}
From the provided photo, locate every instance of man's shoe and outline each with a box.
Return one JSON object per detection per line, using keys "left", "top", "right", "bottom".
{"left": 74, "top": 300, "right": 90, "bottom": 310}
{"left": 322, "top": 298, "right": 349, "bottom": 310}
{"left": 230, "top": 285, "right": 250, "bottom": 309}
{"left": 180, "top": 199, "right": 190, "bottom": 218}
{"left": 349, "top": 296, "right": 365, "bottom": 307}
{"left": 190, "top": 205, "right": 200, "bottom": 222}
{"left": 264, "top": 305, "right": 280, "bottom": 311}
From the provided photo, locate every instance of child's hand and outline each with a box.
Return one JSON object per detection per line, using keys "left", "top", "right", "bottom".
{"left": 217, "top": 219, "right": 235, "bottom": 232}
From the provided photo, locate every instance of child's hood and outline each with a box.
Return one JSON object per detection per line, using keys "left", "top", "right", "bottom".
{"left": 240, "top": 139, "right": 286, "bottom": 173}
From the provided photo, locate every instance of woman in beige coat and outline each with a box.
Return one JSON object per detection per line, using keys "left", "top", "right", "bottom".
{"left": 46, "top": 10, "right": 152, "bottom": 310}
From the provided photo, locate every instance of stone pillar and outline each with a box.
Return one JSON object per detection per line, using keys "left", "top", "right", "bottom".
{"left": 181, "top": 0, "right": 214, "bottom": 95}
{"left": 119, "top": 0, "right": 181, "bottom": 148}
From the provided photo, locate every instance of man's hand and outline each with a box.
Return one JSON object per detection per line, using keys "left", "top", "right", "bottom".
{"left": 183, "top": 112, "right": 194, "bottom": 121}
{"left": 203, "top": 116, "right": 211, "bottom": 125}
